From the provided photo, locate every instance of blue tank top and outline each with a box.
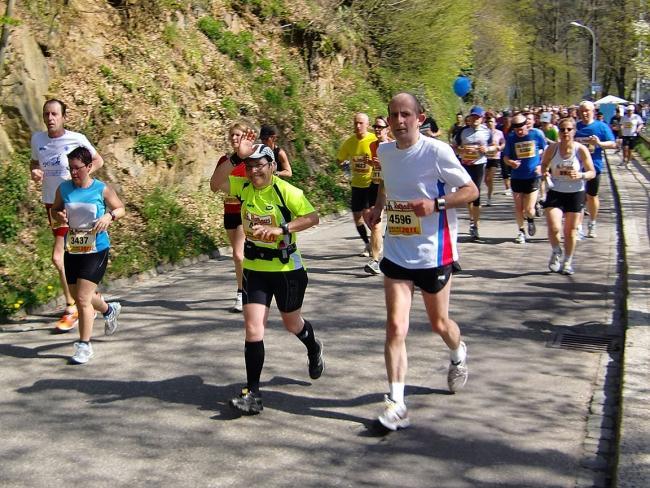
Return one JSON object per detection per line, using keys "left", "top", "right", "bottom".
{"left": 59, "top": 179, "right": 110, "bottom": 253}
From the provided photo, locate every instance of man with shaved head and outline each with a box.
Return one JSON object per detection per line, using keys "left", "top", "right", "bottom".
{"left": 575, "top": 100, "right": 615, "bottom": 238}
{"left": 337, "top": 112, "right": 380, "bottom": 270}
{"left": 365, "top": 92, "right": 478, "bottom": 430}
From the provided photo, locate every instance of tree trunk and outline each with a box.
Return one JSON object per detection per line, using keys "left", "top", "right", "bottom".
{"left": 0, "top": 0, "right": 17, "bottom": 79}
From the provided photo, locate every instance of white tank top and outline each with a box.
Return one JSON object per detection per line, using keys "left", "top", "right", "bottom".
{"left": 549, "top": 143, "right": 585, "bottom": 193}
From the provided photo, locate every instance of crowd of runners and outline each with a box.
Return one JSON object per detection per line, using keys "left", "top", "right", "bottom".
{"left": 26, "top": 93, "right": 646, "bottom": 429}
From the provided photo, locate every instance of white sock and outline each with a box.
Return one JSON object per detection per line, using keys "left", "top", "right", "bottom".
{"left": 450, "top": 343, "right": 466, "bottom": 363}
{"left": 389, "top": 383, "right": 405, "bottom": 405}
{"left": 564, "top": 255, "right": 573, "bottom": 265}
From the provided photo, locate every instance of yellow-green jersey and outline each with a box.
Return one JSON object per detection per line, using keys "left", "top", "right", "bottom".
{"left": 229, "top": 175, "right": 315, "bottom": 272}
{"left": 337, "top": 132, "right": 377, "bottom": 188}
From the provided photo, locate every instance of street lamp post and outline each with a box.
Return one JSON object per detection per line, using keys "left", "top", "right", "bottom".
{"left": 570, "top": 21, "right": 597, "bottom": 97}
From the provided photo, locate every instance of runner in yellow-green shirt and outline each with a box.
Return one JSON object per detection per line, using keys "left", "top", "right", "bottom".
{"left": 210, "top": 129, "right": 323, "bottom": 415}
{"left": 337, "top": 113, "right": 380, "bottom": 265}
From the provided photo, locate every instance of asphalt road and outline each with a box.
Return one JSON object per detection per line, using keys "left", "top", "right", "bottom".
{"left": 0, "top": 170, "right": 622, "bottom": 487}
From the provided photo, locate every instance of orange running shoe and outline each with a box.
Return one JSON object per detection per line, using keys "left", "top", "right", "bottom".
{"left": 55, "top": 308, "right": 78, "bottom": 332}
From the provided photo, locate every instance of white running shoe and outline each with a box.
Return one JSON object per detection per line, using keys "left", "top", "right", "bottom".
{"left": 561, "top": 261, "right": 575, "bottom": 275}
{"left": 70, "top": 342, "right": 94, "bottom": 364}
{"left": 548, "top": 249, "right": 563, "bottom": 273}
{"left": 378, "top": 395, "right": 410, "bottom": 431}
{"left": 504, "top": 189, "right": 512, "bottom": 197}
{"left": 230, "top": 292, "right": 243, "bottom": 313}
{"left": 447, "top": 341, "right": 468, "bottom": 392}
{"left": 359, "top": 243, "right": 371, "bottom": 257}
{"left": 485, "top": 197, "right": 492, "bottom": 207}
{"left": 577, "top": 227, "right": 586, "bottom": 241}
{"left": 104, "top": 302, "right": 122, "bottom": 336}
{"left": 364, "top": 260, "right": 380, "bottom": 275}
{"left": 515, "top": 231, "right": 526, "bottom": 244}
{"left": 587, "top": 221, "right": 597, "bottom": 238}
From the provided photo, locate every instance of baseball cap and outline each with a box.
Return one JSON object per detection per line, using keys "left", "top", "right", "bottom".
{"left": 626, "top": 105, "right": 635, "bottom": 112}
{"left": 247, "top": 144, "right": 275, "bottom": 163}
{"left": 540, "top": 112, "right": 552, "bottom": 123}
{"left": 469, "top": 106, "right": 485, "bottom": 117}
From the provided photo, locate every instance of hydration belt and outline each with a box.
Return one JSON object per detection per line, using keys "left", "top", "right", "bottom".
{"left": 244, "top": 240, "right": 297, "bottom": 264}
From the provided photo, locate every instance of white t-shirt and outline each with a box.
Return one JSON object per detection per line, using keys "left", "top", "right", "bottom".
{"left": 30, "top": 130, "right": 97, "bottom": 204}
{"left": 378, "top": 136, "right": 471, "bottom": 269}
{"left": 620, "top": 114, "right": 644, "bottom": 137}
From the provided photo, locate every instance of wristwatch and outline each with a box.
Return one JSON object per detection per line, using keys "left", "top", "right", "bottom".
{"left": 281, "top": 223, "right": 290, "bottom": 235}
{"left": 109, "top": 210, "right": 116, "bottom": 221}
{"left": 435, "top": 198, "right": 446, "bottom": 212}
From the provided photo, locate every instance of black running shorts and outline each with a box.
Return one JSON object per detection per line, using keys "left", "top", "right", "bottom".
{"left": 621, "top": 136, "right": 638, "bottom": 149}
{"left": 463, "top": 164, "right": 485, "bottom": 207}
{"left": 351, "top": 186, "right": 374, "bottom": 212}
{"left": 64, "top": 248, "right": 109, "bottom": 285}
{"left": 224, "top": 212, "right": 243, "bottom": 230}
{"left": 511, "top": 177, "right": 540, "bottom": 194}
{"left": 585, "top": 173, "right": 600, "bottom": 197}
{"left": 243, "top": 268, "right": 308, "bottom": 313}
{"left": 543, "top": 189, "right": 585, "bottom": 213}
{"left": 379, "top": 258, "right": 460, "bottom": 294}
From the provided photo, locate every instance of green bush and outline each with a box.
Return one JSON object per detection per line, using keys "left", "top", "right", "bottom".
{"left": 0, "top": 151, "right": 30, "bottom": 242}
{"left": 198, "top": 16, "right": 255, "bottom": 69}
{"left": 134, "top": 119, "right": 184, "bottom": 162}
{"left": 141, "top": 188, "right": 216, "bottom": 263}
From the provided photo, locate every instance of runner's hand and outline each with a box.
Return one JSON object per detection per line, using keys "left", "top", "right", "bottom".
{"left": 251, "top": 224, "right": 281, "bottom": 240}
{"left": 236, "top": 129, "right": 258, "bottom": 159}
{"left": 364, "top": 206, "right": 382, "bottom": 227}
{"left": 31, "top": 168, "right": 43, "bottom": 183}
{"left": 409, "top": 198, "right": 435, "bottom": 217}
{"left": 53, "top": 209, "right": 68, "bottom": 224}
{"left": 93, "top": 214, "right": 112, "bottom": 233}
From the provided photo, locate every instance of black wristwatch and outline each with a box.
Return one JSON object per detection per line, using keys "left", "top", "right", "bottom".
{"left": 281, "top": 223, "right": 290, "bottom": 235}
{"left": 435, "top": 198, "right": 446, "bottom": 212}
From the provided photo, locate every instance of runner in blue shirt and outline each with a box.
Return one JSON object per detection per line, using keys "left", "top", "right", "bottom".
{"left": 575, "top": 101, "right": 616, "bottom": 238}
{"left": 503, "top": 113, "right": 547, "bottom": 243}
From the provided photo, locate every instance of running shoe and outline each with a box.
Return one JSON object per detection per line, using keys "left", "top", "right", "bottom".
{"left": 364, "top": 260, "right": 380, "bottom": 275}
{"left": 515, "top": 231, "right": 526, "bottom": 244}
{"left": 577, "top": 226, "right": 586, "bottom": 241}
{"left": 470, "top": 224, "right": 480, "bottom": 240}
{"left": 378, "top": 395, "right": 410, "bottom": 431}
{"left": 230, "top": 388, "right": 263, "bottom": 415}
{"left": 535, "top": 201, "right": 543, "bottom": 217}
{"left": 504, "top": 189, "right": 512, "bottom": 197}
{"left": 230, "top": 291, "right": 243, "bottom": 313}
{"left": 447, "top": 341, "right": 468, "bottom": 393}
{"left": 359, "top": 243, "right": 371, "bottom": 257}
{"left": 587, "top": 221, "right": 597, "bottom": 238}
{"left": 485, "top": 197, "right": 492, "bottom": 207}
{"left": 55, "top": 308, "right": 78, "bottom": 332}
{"left": 104, "top": 302, "right": 122, "bottom": 336}
{"left": 527, "top": 219, "right": 536, "bottom": 237}
{"left": 308, "top": 339, "right": 324, "bottom": 379}
{"left": 70, "top": 342, "right": 94, "bottom": 364}
{"left": 561, "top": 261, "right": 575, "bottom": 275}
{"left": 548, "top": 249, "right": 563, "bottom": 273}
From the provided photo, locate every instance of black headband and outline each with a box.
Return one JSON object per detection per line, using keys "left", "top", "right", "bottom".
{"left": 511, "top": 121, "right": 526, "bottom": 129}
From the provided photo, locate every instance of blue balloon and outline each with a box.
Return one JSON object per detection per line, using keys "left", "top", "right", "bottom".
{"left": 453, "top": 77, "right": 472, "bottom": 97}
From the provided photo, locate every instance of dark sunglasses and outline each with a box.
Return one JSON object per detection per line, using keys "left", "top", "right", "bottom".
{"left": 558, "top": 127, "right": 574, "bottom": 132}
{"left": 373, "top": 124, "right": 388, "bottom": 129}
{"left": 511, "top": 122, "right": 526, "bottom": 129}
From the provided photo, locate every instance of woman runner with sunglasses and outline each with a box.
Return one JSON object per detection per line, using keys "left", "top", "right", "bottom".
{"left": 210, "top": 129, "right": 323, "bottom": 415}
{"left": 540, "top": 118, "right": 595, "bottom": 275}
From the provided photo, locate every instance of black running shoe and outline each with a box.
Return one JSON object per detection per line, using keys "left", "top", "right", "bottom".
{"left": 230, "top": 388, "right": 263, "bottom": 415}
{"left": 308, "top": 339, "right": 324, "bottom": 379}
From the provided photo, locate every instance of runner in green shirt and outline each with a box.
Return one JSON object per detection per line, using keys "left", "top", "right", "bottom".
{"left": 210, "top": 129, "right": 323, "bottom": 415}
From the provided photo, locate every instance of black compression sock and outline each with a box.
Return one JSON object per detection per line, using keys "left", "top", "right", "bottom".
{"left": 356, "top": 225, "right": 369, "bottom": 244}
{"left": 244, "top": 340, "right": 264, "bottom": 393}
{"left": 296, "top": 320, "right": 319, "bottom": 355}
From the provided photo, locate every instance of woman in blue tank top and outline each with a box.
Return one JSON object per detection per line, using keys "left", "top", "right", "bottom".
{"left": 51, "top": 146, "right": 125, "bottom": 364}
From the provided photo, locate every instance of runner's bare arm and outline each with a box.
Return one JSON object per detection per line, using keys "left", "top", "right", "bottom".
{"left": 51, "top": 188, "right": 67, "bottom": 224}
{"left": 409, "top": 180, "right": 478, "bottom": 217}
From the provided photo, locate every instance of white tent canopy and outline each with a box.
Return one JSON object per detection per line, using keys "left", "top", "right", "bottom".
{"left": 595, "top": 95, "right": 629, "bottom": 105}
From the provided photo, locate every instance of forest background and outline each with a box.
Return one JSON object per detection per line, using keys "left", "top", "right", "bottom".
{"left": 0, "top": 0, "right": 648, "bottom": 317}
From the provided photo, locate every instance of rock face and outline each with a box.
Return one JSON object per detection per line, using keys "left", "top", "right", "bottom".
{"left": 0, "top": 25, "right": 50, "bottom": 157}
